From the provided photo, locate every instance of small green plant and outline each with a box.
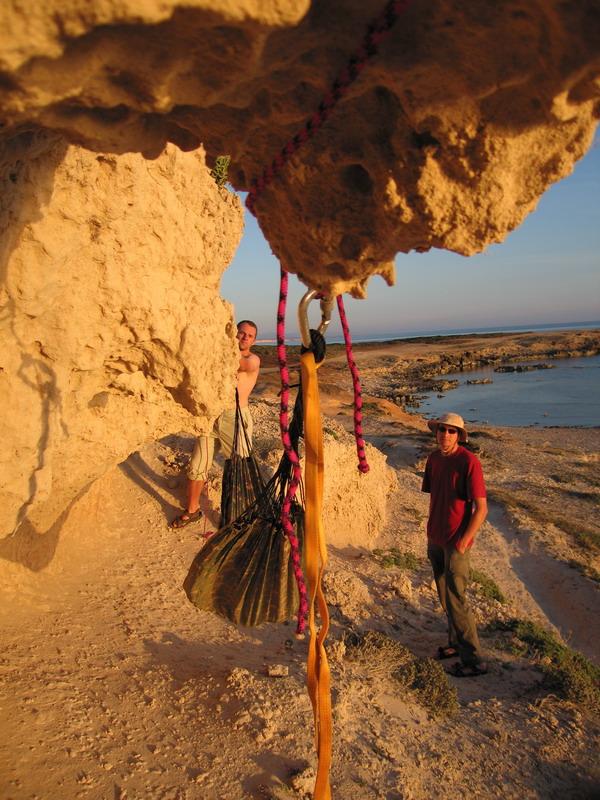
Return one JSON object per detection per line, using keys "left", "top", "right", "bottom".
{"left": 469, "top": 568, "right": 506, "bottom": 604}
{"left": 372, "top": 548, "right": 423, "bottom": 570}
{"left": 400, "top": 658, "right": 458, "bottom": 716}
{"left": 492, "top": 618, "right": 600, "bottom": 711}
{"left": 361, "top": 400, "right": 382, "bottom": 413}
{"left": 211, "top": 155, "right": 231, "bottom": 187}
{"left": 343, "top": 630, "right": 458, "bottom": 716}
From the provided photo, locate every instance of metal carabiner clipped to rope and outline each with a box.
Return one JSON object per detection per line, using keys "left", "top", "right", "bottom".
{"left": 298, "top": 289, "right": 334, "bottom": 350}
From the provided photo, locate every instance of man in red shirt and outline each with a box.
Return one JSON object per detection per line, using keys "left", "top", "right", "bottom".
{"left": 422, "top": 412, "right": 488, "bottom": 677}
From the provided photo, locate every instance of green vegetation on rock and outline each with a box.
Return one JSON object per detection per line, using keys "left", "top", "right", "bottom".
{"left": 403, "top": 658, "right": 459, "bottom": 716}
{"left": 469, "top": 567, "right": 507, "bottom": 604}
{"left": 210, "top": 155, "right": 231, "bottom": 187}
{"left": 492, "top": 618, "right": 600, "bottom": 712}
{"left": 372, "top": 548, "right": 424, "bottom": 570}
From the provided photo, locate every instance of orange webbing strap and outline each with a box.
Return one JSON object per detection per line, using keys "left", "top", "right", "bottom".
{"left": 300, "top": 349, "right": 332, "bottom": 800}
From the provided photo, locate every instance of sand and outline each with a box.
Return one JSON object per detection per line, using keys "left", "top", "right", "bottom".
{"left": 1, "top": 330, "right": 599, "bottom": 799}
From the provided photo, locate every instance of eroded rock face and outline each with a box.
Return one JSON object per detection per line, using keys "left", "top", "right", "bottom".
{"left": 1, "top": 1, "right": 599, "bottom": 550}
{"left": 1, "top": 0, "right": 599, "bottom": 294}
{"left": 0, "top": 133, "right": 243, "bottom": 537}
{"left": 322, "top": 435, "right": 397, "bottom": 550}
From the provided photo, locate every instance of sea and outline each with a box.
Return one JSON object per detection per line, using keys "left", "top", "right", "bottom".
{"left": 419, "top": 354, "right": 600, "bottom": 428}
{"left": 258, "top": 320, "right": 600, "bottom": 347}
{"left": 327, "top": 319, "right": 600, "bottom": 345}
{"left": 258, "top": 321, "right": 600, "bottom": 428}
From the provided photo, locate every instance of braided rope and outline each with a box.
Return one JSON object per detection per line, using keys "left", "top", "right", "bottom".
{"left": 277, "top": 267, "right": 309, "bottom": 635}
{"left": 337, "top": 296, "right": 370, "bottom": 473}
{"left": 245, "top": 0, "right": 412, "bottom": 215}
{"left": 248, "top": 1, "right": 410, "bottom": 629}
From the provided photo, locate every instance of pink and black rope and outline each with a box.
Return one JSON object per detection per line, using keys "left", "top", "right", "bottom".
{"left": 245, "top": 0, "right": 411, "bottom": 630}
{"left": 337, "top": 296, "right": 370, "bottom": 473}
{"left": 277, "top": 268, "right": 309, "bottom": 635}
{"left": 245, "top": 0, "right": 412, "bottom": 216}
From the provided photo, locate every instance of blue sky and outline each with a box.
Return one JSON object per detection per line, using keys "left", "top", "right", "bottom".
{"left": 222, "top": 130, "right": 600, "bottom": 341}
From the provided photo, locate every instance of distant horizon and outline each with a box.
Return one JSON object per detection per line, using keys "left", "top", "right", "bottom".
{"left": 223, "top": 129, "right": 599, "bottom": 342}
{"left": 253, "top": 318, "right": 600, "bottom": 344}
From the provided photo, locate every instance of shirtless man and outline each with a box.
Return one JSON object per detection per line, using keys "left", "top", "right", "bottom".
{"left": 169, "top": 320, "right": 260, "bottom": 528}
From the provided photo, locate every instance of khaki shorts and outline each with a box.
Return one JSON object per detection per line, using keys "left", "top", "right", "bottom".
{"left": 187, "top": 406, "right": 253, "bottom": 481}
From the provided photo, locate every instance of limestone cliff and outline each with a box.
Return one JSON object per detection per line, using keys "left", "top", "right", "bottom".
{"left": 1, "top": 0, "right": 599, "bottom": 294}
{"left": 0, "top": 134, "right": 243, "bottom": 539}
{"left": 1, "top": 0, "right": 600, "bottom": 552}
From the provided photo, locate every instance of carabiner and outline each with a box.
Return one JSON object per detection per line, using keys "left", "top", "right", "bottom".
{"left": 298, "top": 289, "right": 334, "bottom": 349}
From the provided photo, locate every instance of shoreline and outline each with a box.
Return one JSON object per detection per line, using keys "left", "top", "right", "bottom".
{"left": 254, "top": 320, "right": 600, "bottom": 347}
{"left": 255, "top": 327, "right": 600, "bottom": 364}
{"left": 255, "top": 328, "right": 600, "bottom": 426}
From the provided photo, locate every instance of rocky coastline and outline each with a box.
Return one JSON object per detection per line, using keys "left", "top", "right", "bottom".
{"left": 256, "top": 327, "right": 600, "bottom": 413}
{"left": 331, "top": 328, "right": 600, "bottom": 412}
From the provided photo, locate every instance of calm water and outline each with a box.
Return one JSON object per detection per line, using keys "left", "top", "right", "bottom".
{"left": 419, "top": 355, "right": 600, "bottom": 428}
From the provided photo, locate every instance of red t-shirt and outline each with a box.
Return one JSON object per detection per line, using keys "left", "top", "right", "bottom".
{"left": 421, "top": 446, "right": 486, "bottom": 546}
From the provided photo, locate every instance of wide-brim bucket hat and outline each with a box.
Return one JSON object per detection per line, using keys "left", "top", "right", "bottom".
{"left": 427, "top": 412, "right": 468, "bottom": 442}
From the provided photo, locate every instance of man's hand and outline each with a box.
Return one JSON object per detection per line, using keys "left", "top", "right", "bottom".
{"left": 455, "top": 531, "right": 475, "bottom": 554}
{"left": 455, "top": 496, "right": 488, "bottom": 554}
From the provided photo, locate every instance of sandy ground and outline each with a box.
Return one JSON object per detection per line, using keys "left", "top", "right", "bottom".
{"left": 1, "top": 332, "right": 599, "bottom": 799}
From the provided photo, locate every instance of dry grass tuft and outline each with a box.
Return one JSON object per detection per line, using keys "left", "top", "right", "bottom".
{"left": 469, "top": 568, "right": 507, "bottom": 603}
{"left": 344, "top": 630, "right": 458, "bottom": 716}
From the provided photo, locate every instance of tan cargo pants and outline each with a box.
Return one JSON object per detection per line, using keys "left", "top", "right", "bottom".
{"left": 187, "top": 406, "right": 253, "bottom": 482}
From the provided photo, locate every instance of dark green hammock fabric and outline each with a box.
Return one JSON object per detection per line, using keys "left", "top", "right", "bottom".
{"left": 184, "top": 391, "right": 305, "bottom": 627}
{"left": 220, "top": 456, "right": 263, "bottom": 528}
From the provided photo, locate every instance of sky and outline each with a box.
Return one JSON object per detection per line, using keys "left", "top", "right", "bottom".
{"left": 221, "top": 130, "right": 600, "bottom": 342}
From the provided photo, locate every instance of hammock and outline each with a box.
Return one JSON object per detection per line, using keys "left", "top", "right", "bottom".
{"left": 219, "top": 392, "right": 265, "bottom": 528}
{"left": 184, "top": 390, "right": 305, "bottom": 627}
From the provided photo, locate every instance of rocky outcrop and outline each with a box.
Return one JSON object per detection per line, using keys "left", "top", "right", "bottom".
{"left": 1, "top": 1, "right": 599, "bottom": 555}
{"left": 352, "top": 329, "right": 600, "bottom": 409}
{"left": 1, "top": 1, "right": 599, "bottom": 295}
{"left": 0, "top": 134, "right": 243, "bottom": 538}
{"left": 250, "top": 400, "right": 397, "bottom": 550}
{"left": 322, "top": 435, "right": 397, "bottom": 550}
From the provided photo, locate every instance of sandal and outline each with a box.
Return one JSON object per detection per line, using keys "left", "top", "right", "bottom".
{"left": 436, "top": 646, "right": 459, "bottom": 660}
{"left": 449, "top": 662, "right": 488, "bottom": 678}
{"left": 169, "top": 509, "right": 203, "bottom": 529}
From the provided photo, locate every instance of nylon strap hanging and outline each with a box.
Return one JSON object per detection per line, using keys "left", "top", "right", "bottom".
{"left": 301, "top": 349, "right": 332, "bottom": 800}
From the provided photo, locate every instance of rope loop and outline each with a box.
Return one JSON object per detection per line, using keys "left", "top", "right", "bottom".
{"left": 301, "top": 329, "right": 327, "bottom": 364}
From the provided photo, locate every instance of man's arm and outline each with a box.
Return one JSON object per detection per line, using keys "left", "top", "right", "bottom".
{"left": 456, "top": 496, "right": 487, "bottom": 554}
{"left": 421, "top": 455, "right": 431, "bottom": 493}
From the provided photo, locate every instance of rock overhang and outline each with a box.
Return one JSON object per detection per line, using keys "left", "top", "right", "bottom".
{"left": 1, "top": 0, "right": 599, "bottom": 295}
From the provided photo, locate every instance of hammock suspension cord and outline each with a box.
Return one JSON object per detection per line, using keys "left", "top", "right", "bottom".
{"left": 277, "top": 267, "right": 309, "bottom": 635}
{"left": 245, "top": 0, "right": 413, "bottom": 484}
{"left": 336, "top": 295, "right": 369, "bottom": 473}
{"left": 241, "top": 2, "right": 414, "bottom": 795}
